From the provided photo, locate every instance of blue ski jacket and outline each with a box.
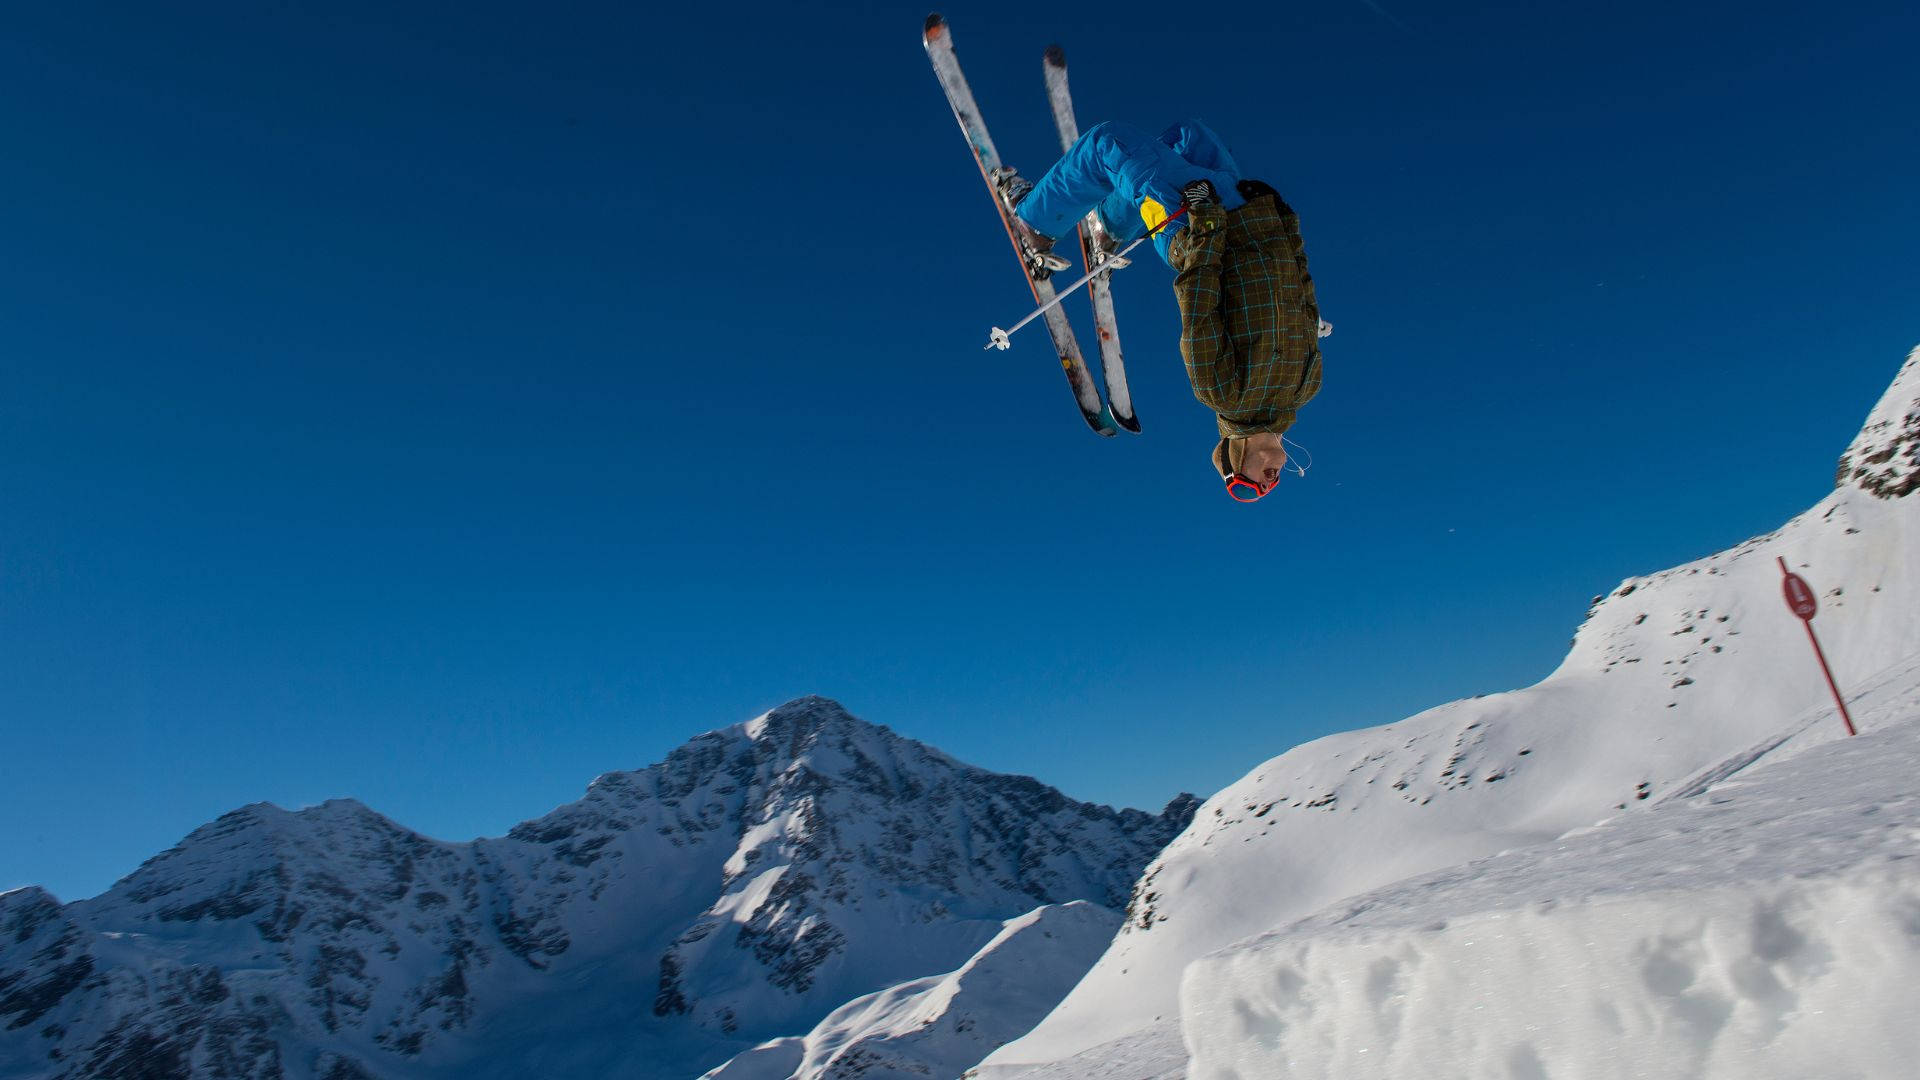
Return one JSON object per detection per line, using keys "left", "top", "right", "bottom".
{"left": 1015, "top": 120, "right": 1247, "bottom": 266}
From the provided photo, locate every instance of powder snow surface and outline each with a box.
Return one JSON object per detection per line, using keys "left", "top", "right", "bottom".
{"left": 1184, "top": 655, "right": 1920, "bottom": 1080}
{"left": 705, "top": 902, "right": 1118, "bottom": 1080}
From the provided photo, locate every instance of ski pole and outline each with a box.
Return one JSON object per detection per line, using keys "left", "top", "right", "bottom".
{"left": 985, "top": 205, "right": 1189, "bottom": 351}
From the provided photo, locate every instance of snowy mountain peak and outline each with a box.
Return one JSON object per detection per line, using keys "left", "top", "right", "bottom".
{"left": 0, "top": 888, "right": 90, "bottom": 1041}
{"left": 1836, "top": 344, "right": 1920, "bottom": 499}
{"left": 0, "top": 886, "right": 63, "bottom": 931}
{"left": 639, "top": 699, "right": 1195, "bottom": 1042}
{"left": 734, "top": 695, "right": 937, "bottom": 794}
{"left": 740, "top": 694, "right": 864, "bottom": 746}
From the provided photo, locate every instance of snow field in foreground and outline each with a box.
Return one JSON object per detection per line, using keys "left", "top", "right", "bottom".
{"left": 1185, "top": 874, "right": 1919, "bottom": 1080}
{"left": 1181, "top": 676, "right": 1920, "bottom": 1080}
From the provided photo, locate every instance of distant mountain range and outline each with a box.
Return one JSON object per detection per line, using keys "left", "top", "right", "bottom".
{"left": 0, "top": 697, "right": 1194, "bottom": 1079}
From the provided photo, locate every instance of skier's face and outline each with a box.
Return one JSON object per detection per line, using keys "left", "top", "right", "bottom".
{"left": 1236, "top": 445, "right": 1282, "bottom": 484}
{"left": 1213, "top": 433, "right": 1287, "bottom": 501}
{"left": 1238, "top": 437, "right": 1287, "bottom": 486}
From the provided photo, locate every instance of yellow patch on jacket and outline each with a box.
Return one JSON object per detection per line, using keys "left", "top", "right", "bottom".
{"left": 1139, "top": 197, "right": 1169, "bottom": 233}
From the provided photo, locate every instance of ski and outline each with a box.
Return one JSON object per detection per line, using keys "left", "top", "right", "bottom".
{"left": 924, "top": 13, "right": 1117, "bottom": 437}
{"left": 1043, "top": 44, "right": 1141, "bottom": 434}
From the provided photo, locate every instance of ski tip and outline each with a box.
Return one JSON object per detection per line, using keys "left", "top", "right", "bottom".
{"left": 1115, "top": 412, "right": 1143, "bottom": 434}
{"left": 1044, "top": 43, "right": 1066, "bottom": 67}
{"left": 1086, "top": 408, "right": 1119, "bottom": 437}
{"left": 924, "top": 13, "right": 947, "bottom": 41}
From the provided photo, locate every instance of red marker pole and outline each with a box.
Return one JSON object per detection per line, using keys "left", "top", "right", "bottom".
{"left": 1777, "top": 556, "right": 1857, "bottom": 736}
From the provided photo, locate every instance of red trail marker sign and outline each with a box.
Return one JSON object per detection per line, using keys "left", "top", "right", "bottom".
{"left": 1777, "top": 556, "right": 1857, "bottom": 736}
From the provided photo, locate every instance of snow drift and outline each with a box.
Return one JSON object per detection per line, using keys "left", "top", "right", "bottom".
{"left": 706, "top": 902, "right": 1119, "bottom": 1080}
{"left": 1185, "top": 654, "right": 1920, "bottom": 1079}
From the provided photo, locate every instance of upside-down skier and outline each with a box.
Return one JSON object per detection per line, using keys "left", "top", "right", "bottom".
{"left": 1004, "top": 120, "right": 1324, "bottom": 503}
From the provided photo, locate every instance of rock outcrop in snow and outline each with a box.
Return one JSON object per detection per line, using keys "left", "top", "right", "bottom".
{"left": 0, "top": 697, "right": 1195, "bottom": 1080}
{"left": 1836, "top": 345, "right": 1920, "bottom": 499}
{"left": 979, "top": 346, "right": 1920, "bottom": 1078}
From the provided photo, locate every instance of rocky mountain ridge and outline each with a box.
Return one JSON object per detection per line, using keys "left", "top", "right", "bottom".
{"left": 0, "top": 697, "right": 1195, "bottom": 1080}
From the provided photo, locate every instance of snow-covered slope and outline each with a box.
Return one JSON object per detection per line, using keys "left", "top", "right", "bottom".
{"left": 980, "top": 346, "right": 1920, "bottom": 1077}
{"left": 0, "top": 697, "right": 1195, "bottom": 1080}
{"left": 706, "top": 902, "right": 1118, "bottom": 1080}
{"left": 1185, "top": 652, "right": 1920, "bottom": 1079}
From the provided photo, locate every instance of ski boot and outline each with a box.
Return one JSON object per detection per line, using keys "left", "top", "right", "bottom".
{"left": 1083, "top": 214, "right": 1130, "bottom": 272}
{"left": 993, "top": 168, "right": 1072, "bottom": 279}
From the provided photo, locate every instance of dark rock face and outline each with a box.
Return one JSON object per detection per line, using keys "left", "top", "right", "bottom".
{"left": 0, "top": 884, "right": 300, "bottom": 1080}
{"left": 1836, "top": 349, "right": 1920, "bottom": 499}
{"left": 0, "top": 698, "right": 1194, "bottom": 1079}
{"left": 0, "top": 891, "right": 95, "bottom": 1034}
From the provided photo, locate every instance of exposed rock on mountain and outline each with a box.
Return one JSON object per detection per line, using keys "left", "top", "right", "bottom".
{"left": 1836, "top": 345, "right": 1920, "bottom": 499}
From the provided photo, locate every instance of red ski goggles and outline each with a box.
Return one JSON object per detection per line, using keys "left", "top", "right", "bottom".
{"left": 1215, "top": 437, "right": 1279, "bottom": 502}
{"left": 1224, "top": 472, "right": 1278, "bottom": 503}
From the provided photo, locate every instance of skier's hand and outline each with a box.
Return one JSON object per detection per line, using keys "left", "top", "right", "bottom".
{"left": 1180, "top": 178, "right": 1219, "bottom": 210}
{"left": 1180, "top": 179, "right": 1224, "bottom": 235}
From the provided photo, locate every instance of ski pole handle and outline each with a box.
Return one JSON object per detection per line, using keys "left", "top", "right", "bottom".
{"left": 984, "top": 206, "right": 1188, "bottom": 351}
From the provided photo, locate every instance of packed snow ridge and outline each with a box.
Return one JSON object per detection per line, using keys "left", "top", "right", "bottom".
{"left": 0, "top": 696, "right": 1195, "bottom": 1079}
{"left": 979, "top": 344, "right": 1920, "bottom": 1080}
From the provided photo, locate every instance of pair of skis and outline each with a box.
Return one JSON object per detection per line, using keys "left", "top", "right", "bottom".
{"left": 923, "top": 14, "right": 1140, "bottom": 436}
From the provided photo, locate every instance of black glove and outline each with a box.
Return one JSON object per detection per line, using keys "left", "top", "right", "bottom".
{"left": 1179, "top": 179, "right": 1224, "bottom": 235}
{"left": 1180, "top": 178, "right": 1220, "bottom": 210}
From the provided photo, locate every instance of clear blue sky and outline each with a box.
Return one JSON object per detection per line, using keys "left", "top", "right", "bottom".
{"left": 3, "top": 0, "right": 1915, "bottom": 901}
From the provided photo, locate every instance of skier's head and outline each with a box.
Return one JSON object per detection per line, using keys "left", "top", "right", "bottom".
{"left": 1211, "top": 432, "right": 1288, "bottom": 502}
